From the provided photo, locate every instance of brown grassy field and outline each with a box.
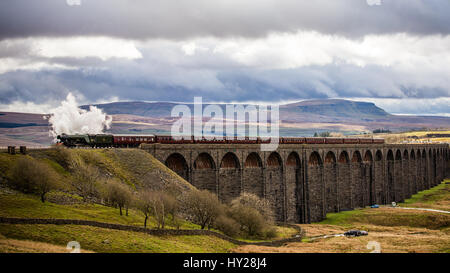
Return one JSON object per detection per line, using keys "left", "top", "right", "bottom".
{"left": 233, "top": 180, "right": 450, "bottom": 253}
{"left": 0, "top": 233, "right": 93, "bottom": 253}
{"left": 354, "top": 130, "right": 450, "bottom": 144}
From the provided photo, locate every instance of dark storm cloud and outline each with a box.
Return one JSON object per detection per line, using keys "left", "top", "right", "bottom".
{"left": 1, "top": 0, "right": 450, "bottom": 40}
{"left": 1, "top": 61, "right": 448, "bottom": 107}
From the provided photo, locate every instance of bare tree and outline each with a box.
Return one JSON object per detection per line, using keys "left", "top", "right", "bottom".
{"left": 70, "top": 157, "right": 101, "bottom": 202}
{"left": 105, "top": 179, "right": 133, "bottom": 216}
{"left": 10, "top": 157, "right": 60, "bottom": 203}
{"left": 135, "top": 190, "right": 153, "bottom": 228}
{"left": 183, "top": 190, "right": 223, "bottom": 230}
{"left": 134, "top": 190, "right": 178, "bottom": 229}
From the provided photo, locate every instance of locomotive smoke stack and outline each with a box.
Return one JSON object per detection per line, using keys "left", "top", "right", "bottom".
{"left": 47, "top": 93, "right": 112, "bottom": 142}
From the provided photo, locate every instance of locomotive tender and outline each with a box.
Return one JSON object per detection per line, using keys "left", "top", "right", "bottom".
{"left": 57, "top": 133, "right": 385, "bottom": 148}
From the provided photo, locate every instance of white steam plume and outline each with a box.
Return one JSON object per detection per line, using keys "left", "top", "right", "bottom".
{"left": 47, "top": 93, "right": 112, "bottom": 141}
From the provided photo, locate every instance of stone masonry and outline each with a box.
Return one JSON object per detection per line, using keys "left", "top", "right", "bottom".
{"left": 142, "top": 143, "right": 450, "bottom": 223}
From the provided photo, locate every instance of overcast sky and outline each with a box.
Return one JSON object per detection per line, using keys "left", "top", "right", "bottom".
{"left": 0, "top": 0, "right": 449, "bottom": 115}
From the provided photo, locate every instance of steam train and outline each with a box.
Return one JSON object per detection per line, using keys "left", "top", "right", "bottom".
{"left": 57, "top": 133, "right": 385, "bottom": 148}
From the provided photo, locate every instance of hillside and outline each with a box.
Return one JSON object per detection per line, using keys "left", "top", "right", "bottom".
{"left": 0, "top": 148, "right": 300, "bottom": 253}
{"left": 280, "top": 99, "right": 390, "bottom": 120}
{"left": 86, "top": 99, "right": 390, "bottom": 120}
{"left": 0, "top": 148, "right": 194, "bottom": 194}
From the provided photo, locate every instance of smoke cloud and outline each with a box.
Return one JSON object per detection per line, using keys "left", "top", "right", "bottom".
{"left": 47, "top": 93, "right": 112, "bottom": 141}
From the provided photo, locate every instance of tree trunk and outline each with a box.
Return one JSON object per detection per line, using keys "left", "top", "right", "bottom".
{"left": 144, "top": 215, "right": 148, "bottom": 228}
{"left": 41, "top": 192, "right": 46, "bottom": 203}
{"left": 161, "top": 205, "right": 165, "bottom": 229}
{"left": 119, "top": 206, "right": 123, "bottom": 216}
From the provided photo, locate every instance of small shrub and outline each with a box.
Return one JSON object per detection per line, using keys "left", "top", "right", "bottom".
{"left": 214, "top": 215, "right": 240, "bottom": 237}
{"left": 230, "top": 193, "right": 275, "bottom": 223}
{"left": 52, "top": 147, "right": 74, "bottom": 169}
{"left": 230, "top": 204, "right": 266, "bottom": 237}
{"left": 262, "top": 226, "right": 278, "bottom": 239}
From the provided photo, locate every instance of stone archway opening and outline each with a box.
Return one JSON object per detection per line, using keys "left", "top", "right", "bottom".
{"left": 324, "top": 151, "right": 337, "bottom": 213}
{"left": 286, "top": 152, "right": 303, "bottom": 223}
{"left": 220, "top": 152, "right": 240, "bottom": 169}
{"left": 194, "top": 153, "right": 215, "bottom": 169}
{"left": 245, "top": 152, "right": 262, "bottom": 168}
{"left": 219, "top": 152, "right": 241, "bottom": 204}
{"left": 363, "top": 151, "right": 374, "bottom": 206}
{"left": 337, "top": 151, "right": 350, "bottom": 210}
{"left": 266, "top": 152, "right": 284, "bottom": 222}
{"left": 267, "top": 152, "right": 282, "bottom": 168}
{"left": 165, "top": 153, "right": 189, "bottom": 181}
{"left": 243, "top": 152, "right": 264, "bottom": 199}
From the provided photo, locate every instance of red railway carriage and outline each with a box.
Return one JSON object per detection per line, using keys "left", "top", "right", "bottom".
{"left": 155, "top": 135, "right": 194, "bottom": 144}
{"left": 325, "top": 138, "right": 344, "bottom": 144}
{"left": 280, "top": 137, "right": 306, "bottom": 144}
{"left": 113, "top": 135, "right": 155, "bottom": 147}
{"left": 343, "top": 138, "right": 360, "bottom": 144}
{"left": 305, "top": 137, "right": 326, "bottom": 144}
{"left": 372, "top": 138, "right": 385, "bottom": 144}
{"left": 195, "top": 136, "right": 227, "bottom": 144}
{"left": 358, "top": 138, "right": 374, "bottom": 144}
{"left": 225, "top": 136, "right": 260, "bottom": 144}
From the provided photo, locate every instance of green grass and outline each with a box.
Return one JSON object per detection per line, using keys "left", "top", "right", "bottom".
{"left": 318, "top": 180, "right": 450, "bottom": 230}
{"left": 317, "top": 209, "right": 365, "bottom": 227}
{"left": 402, "top": 180, "right": 450, "bottom": 208}
{"left": 0, "top": 192, "right": 200, "bottom": 230}
{"left": 0, "top": 224, "right": 235, "bottom": 253}
{"left": 0, "top": 149, "right": 299, "bottom": 252}
{"left": 0, "top": 153, "right": 18, "bottom": 175}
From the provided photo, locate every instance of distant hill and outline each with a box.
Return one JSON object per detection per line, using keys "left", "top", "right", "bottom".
{"left": 281, "top": 99, "right": 390, "bottom": 119}
{"left": 1, "top": 99, "right": 449, "bottom": 146}
{"left": 83, "top": 99, "right": 390, "bottom": 120}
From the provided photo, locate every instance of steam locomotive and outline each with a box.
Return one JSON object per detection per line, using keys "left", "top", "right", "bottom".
{"left": 57, "top": 133, "right": 385, "bottom": 148}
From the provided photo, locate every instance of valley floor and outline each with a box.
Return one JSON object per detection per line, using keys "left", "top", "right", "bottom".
{"left": 0, "top": 178, "right": 448, "bottom": 253}
{"left": 233, "top": 179, "right": 450, "bottom": 253}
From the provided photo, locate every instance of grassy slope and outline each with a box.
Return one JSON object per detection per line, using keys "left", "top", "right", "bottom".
{"left": 0, "top": 149, "right": 298, "bottom": 252}
{"left": 233, "top": 180, "right": 450, "bottom": 253}
{"left": 0, "top": 224, "right": 235, "bottom": 253}
{"left": 24, "top": 148, "right": 194, "bottom": 192}
{"left": 0, "top": 192, "right": 199, "bottom": 229}
{"left": 0, "top": 149, "right": 236, "bottom": 252}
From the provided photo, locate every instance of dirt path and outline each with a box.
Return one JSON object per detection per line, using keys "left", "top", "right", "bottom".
{"left": 396, "top": 207, "right": 450, "bottom": 214}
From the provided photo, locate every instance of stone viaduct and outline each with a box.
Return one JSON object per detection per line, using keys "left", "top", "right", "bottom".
{"left": 142, "top": 143, "right": 450, "bottom": 223}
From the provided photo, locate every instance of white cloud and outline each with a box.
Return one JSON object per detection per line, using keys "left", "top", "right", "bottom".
{"left": 206, "top": 31, "right": 450, "bottom": 70}
{"left": 36, "top": 37, "right": 142, "bottom": 60}
{"left": 0, "top": 58, "right": 72, "bottom": 74}
{"left": 0, "top": 37, "right": 142, "bottom": 73}
{"left": 1, "top": 31, "right": 449, "bottom": 114}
